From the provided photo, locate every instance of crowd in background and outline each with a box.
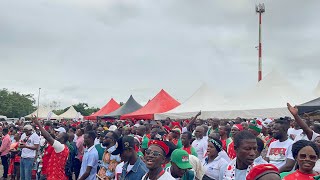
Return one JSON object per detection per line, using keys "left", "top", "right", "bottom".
{"left": 0, "top": 103, "right": 319, "bottom": 180}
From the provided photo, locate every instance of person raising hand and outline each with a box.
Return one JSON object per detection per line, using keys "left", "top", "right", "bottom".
{"left": 287, "top": 103, "right": 319, "bottom": 142}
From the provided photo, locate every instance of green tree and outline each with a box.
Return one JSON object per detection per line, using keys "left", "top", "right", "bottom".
{"left": 0, "top": 89, "right": 36, "bottom": 118}
{"left": 72, "top": 103, "right": 99, "bottom": 116}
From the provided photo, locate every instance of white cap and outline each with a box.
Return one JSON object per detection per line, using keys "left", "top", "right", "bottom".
{"left": 54, "top": 127, "right": 66, "bottom": 133}
{"left": 133, "top": 124, "right": 140, "bottom": 128}
{"left": 262, "top": 118, "right": 273, "bottom": 128}
{"left": 108, "top": 125, "right": 117, "bottom": 131}
{"left": 24, "top": 125, "right": 33, "bottom": 130}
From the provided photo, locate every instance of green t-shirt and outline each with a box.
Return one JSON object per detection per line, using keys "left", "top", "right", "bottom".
{"left": 182, "top": 170, "right": 195, "bottom": 180}
{"left": 95, "top": 144, "right": 106, "bottom": 161}
{"left": 141, "top": 135, "right": 150, "bottom": 149}
{"left": 176, "top": 139, "right": 183, "bottom": 149}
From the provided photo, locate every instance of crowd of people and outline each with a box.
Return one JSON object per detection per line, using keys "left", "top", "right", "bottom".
{"left": 0, "top": 102, "right": 319, "bottom": 180}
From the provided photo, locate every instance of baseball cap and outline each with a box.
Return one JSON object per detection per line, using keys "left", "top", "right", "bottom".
{"left": 23, "top": 125, "right": 33, "bottom": 130}
{"left": 112, "top": 136, "right": 135, "bottom": 155}
{"left": 54, "top": 127, "right": 66, "bottom": 133}
{"left": 109, "top": 125, "right": 118, "bottom": 131}
{"left": 262, "top": 118, "right": 272, "bottom": 128}
{"left": 170, "top": 149, "right": 193, "bottom": 169}
{"left": 246, "top": 164, "right": 279, "bottom": 180}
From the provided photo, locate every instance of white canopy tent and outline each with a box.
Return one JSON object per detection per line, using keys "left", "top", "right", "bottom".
{"left": 25, "top": 106, "right": 60, "bottom": 119}
{"left": 155, "top": 71, "right": 311, "bottom": 119}
{"left": 155, "top": 84, "right": 230, "bottom": 119}
{"left": 59, "top": 106, "right": 83, "bottom": 120}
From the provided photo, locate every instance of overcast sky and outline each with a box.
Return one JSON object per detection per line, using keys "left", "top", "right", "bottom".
{"left": 1, "top": 0, "right": 319, "bottom": 109}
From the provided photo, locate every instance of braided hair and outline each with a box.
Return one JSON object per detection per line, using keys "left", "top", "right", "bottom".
{"left": 292, "top": 140, "right": 320, "bottom": 159}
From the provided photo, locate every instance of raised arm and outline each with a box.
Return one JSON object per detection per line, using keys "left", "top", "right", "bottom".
{"left": 187, "top": 111, "right": 201, "bottom": 131}
{"left": 287, "top": 103, "right": 313, "bottom": 140}
{"left": 32, "top": 116, "right": 55, "bottom": 145}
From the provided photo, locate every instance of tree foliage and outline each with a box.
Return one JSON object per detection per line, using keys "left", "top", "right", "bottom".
{"left": 0, "top": 89, "right": 36, "bottom": 118}
{"left": 53, "top": 103, "right": 100, "bottom": 116}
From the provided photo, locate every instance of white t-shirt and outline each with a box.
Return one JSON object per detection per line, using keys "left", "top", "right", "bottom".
{"left": 192, "top": 138, "right": 208, "bottom": 161}
{"left": 294, "top": 130, "right": 319, "bottom": 142}
{"left": 20, "top": 132, "right": 40, "bottom": 158}
{"left": 218, "top": 150, "right": 231, "bottom": 163}
{"left": 287, "top": 128, "right": 303, "bottom": 140}
{"left": 142, "top": 171, "right": 175, "bottom": 180}
{"left": 126, "top": 164, "right": 134, "bottom": 173}
{"left": 94, "top": 138, "right": 100, "bottom": 145}
{"left": 202, "top": 156, "right": 228, "bottom": 180}
{"left": 266, "top": 138, "right": 294, "bottom": 169}
{"left": 52, "top": 140, "right": 65, "bottom": 153}
{"left": 115, "top": 162, "right": 124, "bottom": 180}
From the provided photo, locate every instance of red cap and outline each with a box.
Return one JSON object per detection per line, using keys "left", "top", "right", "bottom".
{"left": 246, "top": 164, "right": 279, "bottom": 180}
{"left": 171, "top": 122, "right": 181, "bottom": 130}
{"left": 232, "top": 124, "right": 243, "bottom": 131}
{"left": 148, "top": 140, "right": 169, "bottom": 155}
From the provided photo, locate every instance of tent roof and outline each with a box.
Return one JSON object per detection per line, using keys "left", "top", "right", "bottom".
{"left": 121, "top": 89, "right": 180, "bottom": 120}
{"left": 155, "top": 84, "right": 227, "bottom": 119}
{"left": 156, "top": 71, "right": 306, "bottom": 119}
{"left": 297, "top": 97, "right": 320, "bottom": 114}
{"left": 85, "top": 98, "right": 120, "bottom": 120}
{"left": 300, "top": 97, "right": 320, "bottom": 106}
{"left": 234, "top": 70, "right": 309, "bottom": 110}
{"left": 59, "top": 106, "right": 82, "bottom": 119}
{"left": 25, "top": 106, "right": 60, "bottom": 119}
{"left": 103, "top": 95, "right": 142, "bottom": 119}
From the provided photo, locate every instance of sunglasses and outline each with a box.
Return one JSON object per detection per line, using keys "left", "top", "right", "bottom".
{"left": 145, "top": 149, "right": 164, "bottom": 157}
{"left": 299, "top": 153, "right": 318, "bottom": 161}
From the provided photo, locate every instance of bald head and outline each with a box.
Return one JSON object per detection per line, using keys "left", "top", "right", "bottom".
{"left": 195, "top": 126, "right": 204, "bottom": 139}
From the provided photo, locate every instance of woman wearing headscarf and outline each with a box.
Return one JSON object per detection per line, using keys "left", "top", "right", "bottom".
{"left": 202, "top": 138, "right": 228, "bottom": 180}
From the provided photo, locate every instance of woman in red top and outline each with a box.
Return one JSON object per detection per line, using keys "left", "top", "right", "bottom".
{"left": 283, "top": 140, "right": 319, "bottom": 180}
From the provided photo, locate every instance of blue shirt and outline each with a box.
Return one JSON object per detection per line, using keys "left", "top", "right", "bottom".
{"left": 121, "top": 157, "right": 148, "bottom": 180}
{"left": 79, "top": 145, "right": 99, "bottom": 180}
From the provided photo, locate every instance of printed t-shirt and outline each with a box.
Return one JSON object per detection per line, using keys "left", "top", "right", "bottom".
{"left": 267, "top": 138, "right": 294, "bottom": 169}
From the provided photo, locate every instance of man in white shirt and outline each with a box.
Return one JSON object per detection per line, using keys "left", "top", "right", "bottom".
{"left": 266, "top": 118, "right": 295, "bottom": 172}
{"left": 287, "top": 122, "right": 303, "bottom": 140}
{"left": 19, "top": 124, "right": 40, "bottom": 180}
{"left": 191, "top": 126, "right": 208, "bottom": 161}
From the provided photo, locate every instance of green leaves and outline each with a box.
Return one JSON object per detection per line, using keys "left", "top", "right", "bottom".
{"left": 0, "top": 89, "right": 36, "bottom": 118}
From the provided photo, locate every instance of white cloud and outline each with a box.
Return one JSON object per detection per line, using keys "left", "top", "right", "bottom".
{"left": 0, "top": 0, "right": 319, "bottom": 109}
